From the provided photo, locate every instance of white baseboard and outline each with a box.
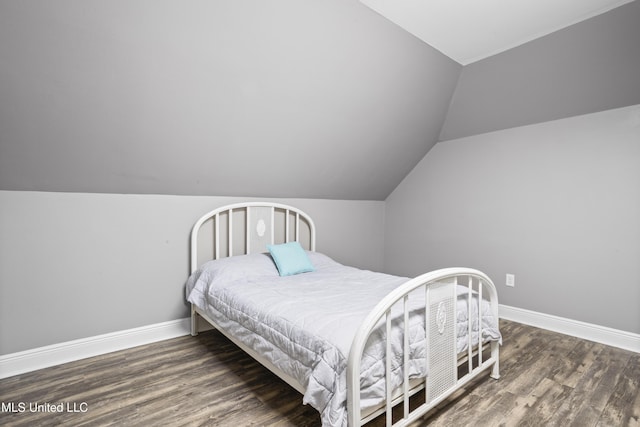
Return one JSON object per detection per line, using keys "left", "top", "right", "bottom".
{"left": 499, "top": 304, "right": 640, "bottom": 353}
{"left": 2, "top": 308, "right": 638, "bottom": 380}
{"left": 0, "top": 318, "right": 190, "bottom": 379}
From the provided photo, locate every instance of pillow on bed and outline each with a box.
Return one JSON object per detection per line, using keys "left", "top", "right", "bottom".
{"left": 196, "top": 253, "right": 280, "bottom": 283}
{"left": 305, "top": 251, "right": 341, "bottom": 270}
{"left": 267, "top": 242, "right": 315, "bottom": 276}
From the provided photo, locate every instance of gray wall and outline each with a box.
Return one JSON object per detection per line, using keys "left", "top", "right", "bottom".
{"left": 439, "top": 0, "right": 640, "bottom": 141}
{"left": 385, "top": 105, "right": 640, "bottom": 334}
{"left": 0, "top": 0, "right": 459, "bottom": 201}
{"left": 0, "top": 191, "right": 385, "bottom": 354}
{"left": 2, "top": 0, "right": 638, "bottom": 358}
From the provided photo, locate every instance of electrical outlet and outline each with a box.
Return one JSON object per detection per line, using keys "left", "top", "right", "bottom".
{"left": 506, "top": 274, "right": 515, "bottom": 287}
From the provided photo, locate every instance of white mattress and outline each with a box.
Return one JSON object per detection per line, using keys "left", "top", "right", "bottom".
{"left": 185, "top": 252, "right": 501, "bottom": 427}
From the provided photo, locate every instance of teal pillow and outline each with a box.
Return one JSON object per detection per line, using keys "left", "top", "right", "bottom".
{"left": 267, "top": 242, "right": 315, "bottom": 276}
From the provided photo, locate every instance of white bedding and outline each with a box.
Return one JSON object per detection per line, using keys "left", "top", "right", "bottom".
{"left": 185, "top": 252, "right": 501, "bottom": 427}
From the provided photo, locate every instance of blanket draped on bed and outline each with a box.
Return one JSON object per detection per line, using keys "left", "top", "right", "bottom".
{"left": 186, "top": 252, "right": 501, "bottom": 427}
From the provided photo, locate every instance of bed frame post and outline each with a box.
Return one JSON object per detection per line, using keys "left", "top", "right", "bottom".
{"left": 491, "top": 343, "right": 500, "bottom": 379}
{"left": 191, "top": 304, "right": 199, "bottom": 336}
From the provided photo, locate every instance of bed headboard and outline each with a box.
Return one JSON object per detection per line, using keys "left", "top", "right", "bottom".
{"left": 190, "top": 202, "right": 316, "bottom": 273}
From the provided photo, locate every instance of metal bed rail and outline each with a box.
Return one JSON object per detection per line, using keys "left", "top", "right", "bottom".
{"left": 347, "top": 268, "right": 500, "bottom": 427}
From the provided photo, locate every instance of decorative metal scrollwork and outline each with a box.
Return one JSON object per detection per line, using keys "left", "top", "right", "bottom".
{"left": 436, "top": 301, "right": 447, "bottom": 334}
{"left": 256, "top": 219, "right": 266, "bottom": 237}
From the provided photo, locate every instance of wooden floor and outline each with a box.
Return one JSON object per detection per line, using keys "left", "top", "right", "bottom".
{"left": 1, "top": 320, "right": 638, "bottom": 426}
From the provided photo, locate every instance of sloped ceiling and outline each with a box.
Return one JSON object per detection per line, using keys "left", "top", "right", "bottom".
{"left": 0, "top": 0, "right": 459, "bottom": 201}
{"left": 359, "top": 0, "right": 636, "bottom": 65}
{"left": 440, "top": 0, "right": 640, "bottom": 140}
{"left": 0, "top": 0, "right": 637, "bottom": 201}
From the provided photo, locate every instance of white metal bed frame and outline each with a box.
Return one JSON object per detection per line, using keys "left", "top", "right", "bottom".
{"left": 189, "top": 202, "right": 500, "bottom": 427}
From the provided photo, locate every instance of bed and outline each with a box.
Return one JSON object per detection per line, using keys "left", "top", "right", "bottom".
{"left": 185, "top": 202, "right": 501, "bottom": 427}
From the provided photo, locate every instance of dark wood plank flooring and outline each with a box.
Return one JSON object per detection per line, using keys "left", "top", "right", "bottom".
{"left": 1, "top": 320, "right": 638, "bottom": 426}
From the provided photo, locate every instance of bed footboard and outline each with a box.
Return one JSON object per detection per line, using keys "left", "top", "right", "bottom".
{"left": 347, "top": 268, "right": 500, "bottom": 427}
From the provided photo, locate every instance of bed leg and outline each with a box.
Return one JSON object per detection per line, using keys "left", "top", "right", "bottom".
{"left": 191, "top": 304, "right": 199, "bottom": 336}
{"left": 490, "top": 342, "right": 500, "bottom": 379}
{"left": 490, "top": 360, "right": 500, "bottom": 380}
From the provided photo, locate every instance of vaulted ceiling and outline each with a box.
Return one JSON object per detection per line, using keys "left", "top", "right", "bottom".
{"left": 359, "top": 0, "right": 635, "bottom": 64}
{"left": 0, "top": 0, "right": 459, "bottom": 200}
{"left": 1, "top": 0, "right": 638, "bottom": 200}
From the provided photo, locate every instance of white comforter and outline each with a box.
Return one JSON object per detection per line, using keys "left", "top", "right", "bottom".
{"left": 185, "top": 252, "right": 501, "bottom": 427}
